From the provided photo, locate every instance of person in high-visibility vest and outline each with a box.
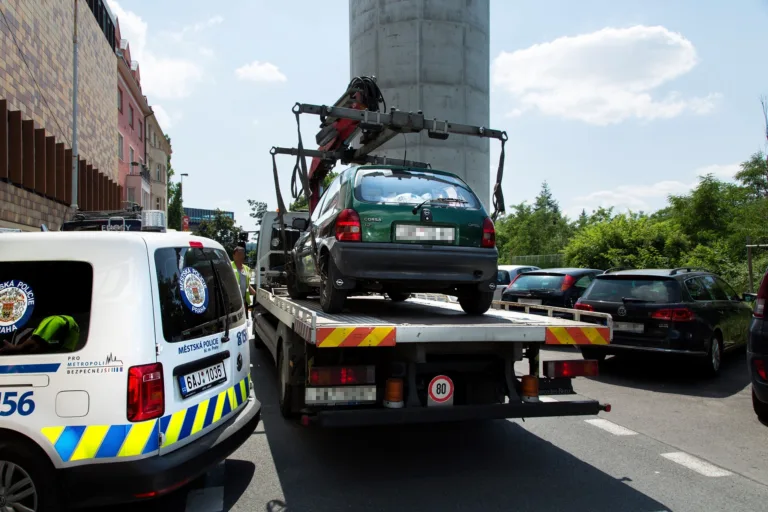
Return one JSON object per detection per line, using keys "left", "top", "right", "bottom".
{"left": 232, "top": 247, "right": 256, "bottom": 315}
{"left": 0, "top": 315, "right": 80, "bottom": 354}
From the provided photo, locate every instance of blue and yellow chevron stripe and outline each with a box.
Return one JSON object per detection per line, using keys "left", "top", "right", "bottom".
{"left": 41, "top": 375, "right": 250, "bottom": 463}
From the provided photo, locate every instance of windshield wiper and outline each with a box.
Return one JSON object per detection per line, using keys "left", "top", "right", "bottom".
{"left": 432, "top": 197, "right": 468, "bottom": 204}
{"left": 210, "top": 261, "right": 231, "bottom": 342}
{"left": 412, "top": 199, "right": 432, "bottom": 214}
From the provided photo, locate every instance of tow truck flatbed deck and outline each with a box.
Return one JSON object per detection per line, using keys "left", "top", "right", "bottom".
{"left": 257, "top": 288, "right": 613, "bottom": 346}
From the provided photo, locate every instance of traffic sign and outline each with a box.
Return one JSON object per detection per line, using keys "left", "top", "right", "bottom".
{"left": 182, "top": 215, "right": 190, "bottom": 231}
{"left": 428, "top": 375, "right": 454, "bottom": 407}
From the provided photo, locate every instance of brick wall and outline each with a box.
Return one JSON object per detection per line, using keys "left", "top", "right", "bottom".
{"left": 0, "top": 180, "right": 73, "bottom": 230}
{"left": 0, "top": 0, "right": 117, "bottom": 180}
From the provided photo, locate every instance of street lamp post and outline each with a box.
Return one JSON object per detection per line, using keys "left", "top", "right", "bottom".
{"left": 180, "top": 173, "right": 189, "bottom": 230}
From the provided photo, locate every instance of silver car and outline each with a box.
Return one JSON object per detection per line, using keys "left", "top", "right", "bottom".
{"left": 494, "top": 265, "right": 540, "bottom": 301}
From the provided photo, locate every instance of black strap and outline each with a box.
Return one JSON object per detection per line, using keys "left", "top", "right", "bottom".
{"left": 491, "top": 133, "right": 508, "bottom": 221}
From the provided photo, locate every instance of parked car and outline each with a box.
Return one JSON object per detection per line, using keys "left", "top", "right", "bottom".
{"left": 575, "top": 268, "right": 752, "bottom": 376}
{"left": 286, "top": 165, "right": 499, "bottom": 315}
{"left": 747, "top": 270, "right": 768, "bottom": 421}
{"left": 500, "top": 268, "right": 602, "bottom": 308}
{"left": 494, "top": 265, "right": 540, "bottom": 301}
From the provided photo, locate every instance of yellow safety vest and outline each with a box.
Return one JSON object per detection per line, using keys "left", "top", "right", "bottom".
{"left": 232, "top": 261, "right": 251, "bottom": 306}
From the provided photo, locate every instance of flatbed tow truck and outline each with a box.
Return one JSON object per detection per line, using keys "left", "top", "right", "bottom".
{"left": 252, "top": 77, "right": 614, "bottom": 426}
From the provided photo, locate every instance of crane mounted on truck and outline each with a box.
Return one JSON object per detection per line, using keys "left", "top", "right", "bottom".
{"left": 250, "top": 77, "right": 614, "bottom": 426}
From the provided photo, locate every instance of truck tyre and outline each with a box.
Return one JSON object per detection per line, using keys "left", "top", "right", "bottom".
{"left": 277, "top": 343, "right": 295, "bottom": 418}
{"left": 752, "top": 387, "right": 768, "bottom": 422}
{"left": 319, "top": 256, "right": 346, "bottom": 314}
{"left": 0, "top": 438, "right": 60, "bottom": 512}
{"left": 458, "top": 290, "right": 494, "bottom": 315}
{"left": 387, "top": 292, "right": 410, "bottom": 302}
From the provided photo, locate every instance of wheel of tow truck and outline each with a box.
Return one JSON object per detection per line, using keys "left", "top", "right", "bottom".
{"left": 752, "top": 387, "right": 768, "bottom": 422}
{"left": 0, "top": 439, "right": 60, "bottom": 512}
{"left": 701, "top": 333, "right": 723, "bottom": 377}
{"left": 579, "top": 347, "right": 606, "bottom": 363}
{"left": 277, "top": 343, "right": 295, "bottom": 418}
{"left": 387, "top": 292, "right": 410, "bottom": 302}
{"left": 458, "top": 290, "right": 494, "bottom": 315}
{"left": 319, "top": 256, "right": 346, "bottom": 314}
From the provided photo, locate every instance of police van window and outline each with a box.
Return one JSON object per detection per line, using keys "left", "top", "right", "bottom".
{"left": 0, "top": 261, "right": 93, "bottom": 356}
{"left": 154, "top": 247, "right": 245, "bottom": 343}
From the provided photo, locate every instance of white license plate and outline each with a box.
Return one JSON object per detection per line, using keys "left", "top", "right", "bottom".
{"left": 615, "top": 322, "right": 644, "bottom": 333}
{"left": 395, "top": 224, "right": 455, "bottom": 242}
{"left": 179, "top": 362, "right": 227, "bottom": 397}
{"left": 518, "top": 298, "right": 542, "bottom": 305}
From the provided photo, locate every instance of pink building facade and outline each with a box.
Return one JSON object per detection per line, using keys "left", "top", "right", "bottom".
{"left": 115, "top": 20, "right": 152, "bottom": 208}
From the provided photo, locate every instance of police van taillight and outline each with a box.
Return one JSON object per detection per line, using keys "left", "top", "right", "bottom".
{"left": 127, "top": 363, "right": 165, "bottom": 422}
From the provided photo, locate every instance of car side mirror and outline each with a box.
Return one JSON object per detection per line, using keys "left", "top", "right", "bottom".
{"left": 743, "top": 293, "right": 757, "bottom": 303}
{"left": 292, "top": 218, "right": 308, "bottom": 231}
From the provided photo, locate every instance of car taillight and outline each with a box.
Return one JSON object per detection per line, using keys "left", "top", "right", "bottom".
{"left": 481, "top": 217, "right": 495, "bottom": 248}
{"left": 309, "top": 365, "right": 375, "bottom": 386}
{"left": 561, "top": 274, "right": 576, "bottom": 291}
{"left": 651, "top": 308, "right": 695, "bottom": 322}
{"left": 127, "top": 363, "right": 165, "bottom": 422}
{"left": 543, "top": 360, "right": 599, "bottom": 378}
{"left": 754, "top": 276, "right": 768, "bottom": 318}
{"left": 335, "top": 209, "right": 362, "bottom": 242}
{"left": 754, "top": 360, "right": 767, "bottom": 380}
{"left": 574, "top": 302, "right": 594, "bottom": 311}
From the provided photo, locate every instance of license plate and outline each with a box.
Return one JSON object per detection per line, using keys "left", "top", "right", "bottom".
{"left": 395, "top": 224, "right": 455, "bottom": 242}
{"left": 179, "top": 362, "right": 227, "bottom": 398}
{"left": 518, "top": 298, "right": 542, "bottom": 305}
{"left": 615, "top": 322, "right": 644, "bottom": 333}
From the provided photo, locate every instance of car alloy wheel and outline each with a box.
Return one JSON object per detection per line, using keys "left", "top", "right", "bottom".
{"left": 711, "top": 336, "right": 721, "bottom": 373}
{"left": 0, "top": 460, "right": 38, "bottom": 512}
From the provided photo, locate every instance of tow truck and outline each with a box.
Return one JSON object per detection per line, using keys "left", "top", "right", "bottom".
{"left": 252, "top": 77, "right": 614, "bottom": 426}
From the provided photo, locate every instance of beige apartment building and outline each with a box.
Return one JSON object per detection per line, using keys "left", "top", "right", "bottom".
{"left": 145, "top": 113, "right": 172, "bottom": 213}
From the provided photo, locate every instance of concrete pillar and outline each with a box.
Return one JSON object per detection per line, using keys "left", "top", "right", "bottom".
{"left": 349, "top": 0, "right": 491, "bottom": 208}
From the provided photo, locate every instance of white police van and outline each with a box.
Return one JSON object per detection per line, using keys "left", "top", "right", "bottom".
{"left": 0, "top": 231, "right": 260, "bottom": 510}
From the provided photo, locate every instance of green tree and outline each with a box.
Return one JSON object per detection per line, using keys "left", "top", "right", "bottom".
{"left": 195, "top": 210, "right": 243, "bottom": 257}
{"left": 735, "top": 151, "right": 768, "bottom": 199}
{"left": 289, "top": 172, "right": 338, "bottom": 211}
{"left": 165, "top": 135, "right": 182, "bottom": 230}
{"left": 247, "top": 200, "right": 268, "bottom": 225}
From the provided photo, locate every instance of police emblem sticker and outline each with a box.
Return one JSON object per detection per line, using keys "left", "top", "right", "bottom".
{"left": 179, "top": 268, "right": 209, "bottom": 314}
{"left": 0, "top": 280, "right": 36, "bottom": 335}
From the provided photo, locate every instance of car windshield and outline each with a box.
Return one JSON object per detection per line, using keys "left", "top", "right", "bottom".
{"left": 354, "top": 168, "right": 480, "bottom": 209}
{"left": 585, "top": 277, "right": 681, "bottom": 303}
{"left": 508, "top": 274, "right": 566, "bottom": 291}
{"left": 154, "top": 247, "right": 244, "bottom": 342}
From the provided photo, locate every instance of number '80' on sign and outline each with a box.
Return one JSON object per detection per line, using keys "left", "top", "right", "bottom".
{"left": 428, "top": 375, "right": 454, "bottom": 404}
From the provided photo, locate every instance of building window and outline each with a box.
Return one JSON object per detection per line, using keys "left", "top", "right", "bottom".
{"left": 127, "top": 187, "right": 135, "bottom": 203}
{"left": 129, "top": 147, "right": 134, "bottom": 166}
{"left": 138, "top": 121, "right": 143, "bottom": 140}
{"left": 156, "top": 198, "right": 160, "bottom": 209}
{"left": 156, "top": 163, "right": 161, "bottom": 182}
{"left": 118, "top": 133, "right": 123, "bottom": 160}
{"left": 129, "top": 105, "right": 134, "bottom": 128}
{"left": 118, "top": 88, "right": 123, "bottom": 112}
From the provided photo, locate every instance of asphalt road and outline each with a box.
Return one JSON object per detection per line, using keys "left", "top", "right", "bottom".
{"left": 106, "top": 345, "right": 768, "bottom": 512}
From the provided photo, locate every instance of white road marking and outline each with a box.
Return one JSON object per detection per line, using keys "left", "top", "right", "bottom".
{"left": 661, "top": 452, "right": 733, "bottom": 477}
{"left": 539, "top": 396, "right": 559, "bottom": 402}
{"left": 584, "top": 418, "right": 638, "bottom": 436}
{"left": 185, "top": 486, "right": 224, "bottom": 512}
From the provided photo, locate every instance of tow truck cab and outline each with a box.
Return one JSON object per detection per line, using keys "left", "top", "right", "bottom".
{"left": 256, "top": 211, "right": 310, "bottom": 289}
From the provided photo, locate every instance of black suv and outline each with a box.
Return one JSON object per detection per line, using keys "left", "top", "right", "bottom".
{"left": 747, "top": 269, "right": 768, "bottom": 421}
{"left": 575, "top": 268, "right": 752, "bottom": 376}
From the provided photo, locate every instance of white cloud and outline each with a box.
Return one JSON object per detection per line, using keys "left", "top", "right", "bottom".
{"left": 565, "top": 162, "right": 740, "bottom": 217}
{"left": 235, "top": 61, "right": 287, "bottom": 84}
{"left": 252, "top": 119, "right": 260, "bottom": 126}
{"left": 492, "top": 25, "right": 720, "bottom": 125}
{"left": 167, "top": 15, "right": 224, "bottom": 43}
{"left": 152, "top": 105, "right": 173, "bottom": 130}
{"left": 108, "top": 0, "right": 205, "bottom": 100}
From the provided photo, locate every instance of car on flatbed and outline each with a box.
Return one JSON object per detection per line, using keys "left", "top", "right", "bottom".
{"left": 575, "top": 268, "right": 751, "bottom": 375}
{"left": 285, "top": 165, "right": 499, "bottom": 315}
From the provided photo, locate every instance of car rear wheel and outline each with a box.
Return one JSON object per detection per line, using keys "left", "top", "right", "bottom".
{"left": 458, "top": 290, "right": 494, "bottom": 315}
{"left": 752, "top": 387, "right": 768, "bottom": 422}
{"left": 286, "top": 271, "right": 308, "bottom": 300}
{"left": 702, "top": 333, "right": 723, "bottom": 377}
{"left": 0, "top": 440, "right": 59, "bottom": 512}
{"left": 319, "top": 256, "right": 346, "bottom": 314}
{"left": 387, "top": 292, "right": 410, "bottom": 302}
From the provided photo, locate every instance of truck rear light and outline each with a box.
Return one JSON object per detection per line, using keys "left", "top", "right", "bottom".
{"left": 309, "top": 365, "right": 375, "bottom": 386}
{"left": 521, "top": 375, "right": 539, "bottom": 402}
{"left": 335, "top": 209, "right": 362, "bottom": 242}
{"left": 755, "top": 360, "right": 767, "bottom": 381}
{"left": 574, "top": 302, "right": 594, "bottom": 311}
{"left": 651, "top": 308, "right": 694, "bottom": 322}
{"left": 544, "top": 360, "right": 599, "bottom": 379}
{"left": 127, "top": 363, "right": 165, "bottom": 422}
{"left": 383, "top": 378, "right": 404, "bottom": 408}
{"left": 561, "top": 274, "right": 576, "bottom": 291}
{"left": 481, "top": 217, "right": 495, "bottom": 248}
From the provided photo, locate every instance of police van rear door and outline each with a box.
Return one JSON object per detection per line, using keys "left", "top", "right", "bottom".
{"left": 148, "top": 236, "right": 250, "bottom": 455}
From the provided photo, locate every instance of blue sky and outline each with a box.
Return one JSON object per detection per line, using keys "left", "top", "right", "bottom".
{"left": 107, "top": 0, "right": 768, "bottom": 231}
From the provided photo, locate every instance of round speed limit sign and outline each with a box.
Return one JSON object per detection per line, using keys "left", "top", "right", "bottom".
{"left": 428, "top": 375, "right": 454, "bottom": 405}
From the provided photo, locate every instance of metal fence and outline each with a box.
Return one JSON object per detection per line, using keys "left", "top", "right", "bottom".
{"left": 508, "top": 254, "right": 565, "bottom": 268}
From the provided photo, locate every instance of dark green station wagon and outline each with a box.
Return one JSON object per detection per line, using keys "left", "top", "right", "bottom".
{"left": 287, "top": 165, "right": 499, "bottom": 315}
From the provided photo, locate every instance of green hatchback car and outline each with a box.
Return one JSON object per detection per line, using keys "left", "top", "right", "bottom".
{"left": 287, "top": 165, "right": 499, "bottom": 315}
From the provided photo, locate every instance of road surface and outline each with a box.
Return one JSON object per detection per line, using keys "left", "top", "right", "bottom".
{"left": 106, "top": 345, "right": 768, "bottom": 512}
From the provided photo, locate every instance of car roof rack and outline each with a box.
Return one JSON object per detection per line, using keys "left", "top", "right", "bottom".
{"left": 603, "top": 267, "right": 632, "bottom": 274}
{"left": 669, "top": 267, "right": 710, "bottom": 276}
{"left": 62, "top": 203, "right": 167, "bottom": 232}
